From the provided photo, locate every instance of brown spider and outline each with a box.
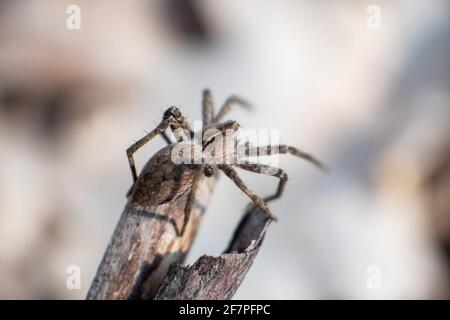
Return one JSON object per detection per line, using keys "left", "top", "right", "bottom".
{"left": 126, "top": 89, "right": 324, "bottom": 236}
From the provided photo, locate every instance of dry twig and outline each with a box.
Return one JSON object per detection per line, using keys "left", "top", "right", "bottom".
{"left": 86, "top": 176, "right": 217, "bottom": 299}
{"left": 87, "top": 173, "right": 270, "bottom": 300}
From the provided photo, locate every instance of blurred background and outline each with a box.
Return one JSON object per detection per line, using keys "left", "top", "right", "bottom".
{"left": 0, "top": 0, "right": 448, "bottom": 299}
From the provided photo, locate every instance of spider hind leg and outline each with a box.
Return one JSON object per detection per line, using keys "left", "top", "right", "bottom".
{"left": 235, "top": 162, "right": 288, "bottom": 204}
{"left": 219, "top": 164, "right": 277, "bottom": 221}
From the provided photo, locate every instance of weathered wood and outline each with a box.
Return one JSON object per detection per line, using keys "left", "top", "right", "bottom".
{"left": 154, "top": 207, "right": 271, "bottom": 300}
{"left": 87, "top": 173, "right": 272, "bottom": 300}
{"left": 86, "top": 176, "right": 217, "bottom": 300}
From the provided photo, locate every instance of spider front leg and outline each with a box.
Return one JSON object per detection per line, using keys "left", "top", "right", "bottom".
{"left": 126, "top": 107, "right": 190, "bottom": 192}
{"left": 235, "top": 162, "right": 288, "bottom": 203}
{"left": 242, "top": 143, "right": 326, "bottom": 171}
{"left": 202, "top": 89, "right": 214, "bottom": 125}
{"left": 218, "top": 164, "right": 277, "bottom": 221}
{"left": 214, "top": 95, "right": 252, "bottom": 123}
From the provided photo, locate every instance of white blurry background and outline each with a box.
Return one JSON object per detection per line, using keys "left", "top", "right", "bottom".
{"left": 0, "top": 0, "right": 448, "bottom": 299}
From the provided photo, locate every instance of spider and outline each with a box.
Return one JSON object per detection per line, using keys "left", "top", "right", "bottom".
{"left": 126, "top": 89, "right": 324, "bottom": 236}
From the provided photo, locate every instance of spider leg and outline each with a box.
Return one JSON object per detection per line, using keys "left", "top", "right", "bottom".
{"left": 240, "top": 143, "right": 327, "bottom": 171}
{"left": 219, "top": 164, "right": 277, "bottom": 221}
{"left": 235, "top": 162, "right": 288, "bottom": 203}
{"left": 126, "top": 108, "right": 190, "bottom": 196}
{"left": 202, "top": 89, "right": 214, "bottom": 125}
{"left": 214, "top": 95, "right": 252, "bottom": 123}
{"left": 179, "top": 166, "right": 204, "bottom": 237}
{"left": 127, "top": 117, "right": 172, "bottom": 185}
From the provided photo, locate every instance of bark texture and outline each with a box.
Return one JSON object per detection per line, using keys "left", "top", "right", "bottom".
{"left": 87, "top": 175, "right": 272, "bottom": 300}
{"left": 154, "top": 207, "right": 271, "bottom": 299}
{"left": 86, "top": 176, "right": 217, "bottom": 299}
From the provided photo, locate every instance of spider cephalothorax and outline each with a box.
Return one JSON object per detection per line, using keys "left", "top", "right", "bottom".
{"left": 126, "top": 89, "right": 324, "bottom": 236}
{"left": 201, "top": 120, "right": 240, "bottom": 165}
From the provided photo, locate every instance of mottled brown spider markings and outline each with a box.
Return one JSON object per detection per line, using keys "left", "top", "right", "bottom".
{"left": 126, "top": 89, "right": 325, "bottom": 236}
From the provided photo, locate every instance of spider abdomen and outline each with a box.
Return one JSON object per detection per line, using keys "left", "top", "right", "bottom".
{"left": 130, "top": 144, "right": 199, "bottom": 207}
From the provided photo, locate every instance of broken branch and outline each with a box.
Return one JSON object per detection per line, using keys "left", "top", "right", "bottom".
{"left": 87, "top": 176, "right": 273, "bottom": 300}
{"left": 86, "top": 176, "right": 217, "bottom": 300}
{"left": 154, "top": 207, "right": 271, "bottom": 300}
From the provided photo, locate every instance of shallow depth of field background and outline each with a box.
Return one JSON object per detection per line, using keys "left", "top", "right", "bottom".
{"left": 0, "top": 0, "right": 448, "bottom": 299}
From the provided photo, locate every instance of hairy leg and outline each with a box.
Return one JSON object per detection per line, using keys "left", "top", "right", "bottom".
{"left": 127, "top": 107, "right": 190, "bottom": 184}
{"left": 126, "top": 118, "right": 173, "bottom": 184}
{"left": 235, "top": 162, "right": 288, "bottom": 203}
{"left": 219, "top": 164, "right": 277, "bottom": 221}
{"left": 202, "top": 89, "right": 214, "bottom": 125}
{"left": 239, "top": 142, "right": 326, "bottom": 171}
{"left": 214, "top": 95, "right": 252, "bottom": 123}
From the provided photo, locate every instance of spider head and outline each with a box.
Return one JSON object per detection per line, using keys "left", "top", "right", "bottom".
{"left": 201, "top": 121, "right": 240, "bottom": 164}
{"left": 202, "top": 120, "right": 240, "bottom": 150}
